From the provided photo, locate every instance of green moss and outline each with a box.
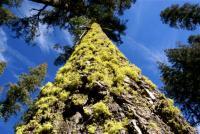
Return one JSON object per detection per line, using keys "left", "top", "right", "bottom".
{"left": 41, "top": 82, "right": 62, "bottom": 96}
{"left": 16, "top": 125, "right": 26, "bottom": 134}
{"left": 72, "top": 94, "right": 88, "bottom": 106}
{"left": 59, "top": 91, "right": 70, "bottom": 101}
{"left": 92, "top": 101, "right": 111, "bottom": 118}
{"left": 83, "top": 106, "right": 92, "bottom": 115}
{"left": 148, "top": 120, "right": 160, "bottom": 131}
{"left": 156, "top": 98, "right": 191, "bottom": 133}
{"left": 38, "top": 122, "right": 53, "bottom": 133}
{"left": 161, "top": 99, "right": 180, "bottom": 116}
{"left": 121, "top": 66, "right": 139, "bottom": 82}
{"left": 88, "top": 72, "right": 113, "bottom": 88}
{"left": 35, "top": 96, "right": 58, "bottom": 109}
{"left": 142, "top": 76, "right": 157, "bottom": 89}
{"left": 104, "top": 119, "right": 128, "bottom": 134}
{"left": 55, "top": 71, "right": 82, "bottom": 89}
{"left": 111, "top": 87, "right": 124, "bottom": 95}
{"left": 87, "top": 124, "right": 96, "bottom": 134}
{"left": 57, "top": 64, "right": 73, "bottom": 74}
{"left": 16, "top": 120, "right": 42, "bottom": 134}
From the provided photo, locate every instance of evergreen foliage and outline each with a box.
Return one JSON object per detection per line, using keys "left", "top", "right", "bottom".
{"left": 160, "top": 2, "right": 200, "bottom": 126}
{"left": 0, "top": 61, "right": 6, "bottom": 75}
{"left": 7, "top": 0, "right": 135, "bottom": 44}
{"left": 0, "top": 0, "right": 22, "bottom": 25}
{"left": 159, "top": 36, "right": 200, "bottom": 126}
{"left": 0, "top": 63, "right": 47, "bottom": 120}
{"left": 160, "top": 3, "right": 200, "bottom": 30}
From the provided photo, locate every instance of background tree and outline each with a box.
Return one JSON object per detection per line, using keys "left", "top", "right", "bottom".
{"left": 160, "top": 3, "right": 200, "bottom": 30}
{"left": 159, "top": 3, "right": 200, "bottom": 126}
{"left": 0, "top": 0, "right": 22, "bottom": 25}
{"left": 0, "top": 61, "right": 6, "bottom": 75}
{"left": 0, "top": 63, "right": 47, "bottom": 120}
{"left": 0, "top": 1, "right": 47, "bottom": 121}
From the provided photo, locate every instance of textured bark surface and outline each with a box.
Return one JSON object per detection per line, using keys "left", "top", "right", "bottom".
{"left": 16, "top": 23, "right": 195, "bottom": 134}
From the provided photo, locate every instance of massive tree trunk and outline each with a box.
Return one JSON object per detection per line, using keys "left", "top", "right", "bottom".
{"left": 16, "top": 23, "right": 195, "bottom": 134}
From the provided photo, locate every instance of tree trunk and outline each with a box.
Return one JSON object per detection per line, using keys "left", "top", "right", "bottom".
{"left": 16, "top": 23, "right": 195, "bottom": 134}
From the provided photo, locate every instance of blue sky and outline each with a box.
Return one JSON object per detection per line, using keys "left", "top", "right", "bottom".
{"left": 0, "top": 0, "right": 199, "bottom": 133}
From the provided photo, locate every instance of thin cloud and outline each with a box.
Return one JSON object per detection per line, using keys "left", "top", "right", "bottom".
{"left": 0, "top": 28, "right": 8, "bottom": 62}
{"left": 62, "top": 29, "right": 73, "bottom": 46}
{"left": 125, "top": 36, "right": 166, "bottom": 63}
{"left": 0, "top": 28, "right": 35, "bottom": 66}
{"left": 7, "top": 47, "right": 35, "bottom": 66}
{"left": 35, "top": 23, "right": 54, "bottom": 52}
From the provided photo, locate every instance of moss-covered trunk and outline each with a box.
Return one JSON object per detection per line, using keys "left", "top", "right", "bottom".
{"left": 16, "top": 23, "right": 195, "bottom": 134}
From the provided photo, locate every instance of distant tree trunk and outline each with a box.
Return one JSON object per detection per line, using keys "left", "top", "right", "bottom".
{"left": 16, "top": 23, "right": 195, "bottom": 134}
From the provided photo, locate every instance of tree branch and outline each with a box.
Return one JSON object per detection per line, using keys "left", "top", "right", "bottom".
{"left": 31, "top": 4, "right": 48, "bottom": 20}
{"left": 30, "top": 0, "right": 68, "bottom": 8}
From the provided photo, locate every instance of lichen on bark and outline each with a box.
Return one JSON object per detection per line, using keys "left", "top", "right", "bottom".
{"left": 16, "top": 23, "right": 195, "bottom": 134}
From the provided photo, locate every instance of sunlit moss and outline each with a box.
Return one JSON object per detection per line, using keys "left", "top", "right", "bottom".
{"left": 88, "top": 72, "right": 113, "bottom": 88}
{"left": 83, "top": 106, "right": 92, "bottom": 115}
{"left": 35, "top": 96, "right": 58, "bottom": 109}
{"left": 72, "top": 94, "right": 88, "bottom": 106}
{"left": 104, "top": 119, "right": 128, "bottom": 134}
{"left": 41, "top": 82, "right": 62, "bottom": 96}
{"left": 16, "top": 120, "right": 42, "bottom": 134}
{"left": 59, "top": 91, "right": 70, "bottom": 101}
{"left": 130, "top": 90, "right": 138, "bottom": 96}
{"left": 155, "top": 98, "right": 191, "bottom": 133}
{"left": 161, "top": 99, "right": 180, "bottom": 116}
{"left": 87, "top": 124, "right": 96, "bottom": 134}
{"left": 37, "top": 122, "right": 53, "bottom": 133}
{"left": 55, "top": 71, "right": 82, "bottom": 89}
{"left": 110, "top": 87, "right": 124, "bottom": 95}
{"left": 92, "top": 101, "right": 111, "bottom": 118}
{"left": 121, "top": 66, "right": 139, "bottom": 81}
{"left": 142, "top": 76, "right": 156, "bottom": 89}
{"left": 16, "top": 125, "right": 26, "bottom": 134}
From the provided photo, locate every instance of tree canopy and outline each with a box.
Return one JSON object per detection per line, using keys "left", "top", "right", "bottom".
{"left": 0, "top": 63, "right": 47, "bottom": 120}
{"left": 159, "top": 3, "right": 200, "bottom": 126}
{"left": 160, "top": 3, "right": 200, "bottom": 30}
{"left": 7, "top": 0, "right": 135, "bottom": 44}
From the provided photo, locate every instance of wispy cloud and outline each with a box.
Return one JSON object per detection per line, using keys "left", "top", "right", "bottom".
{"left": 35, "top": 23, "right": 54, "bottom": 52}
{"left": 125, "top": 36, "right": 167, "bottom": 63}
{"left": 7, "top": 47, "right": 35, "bottom": 66}
{"left": 0, "top": 28, "right": 8, "bottom": 62}
{"left": 62, "top": 29, "right": 73, "bottom": 46}
{"left": 0, "top": 28, "right": 35, "bottom": 66}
